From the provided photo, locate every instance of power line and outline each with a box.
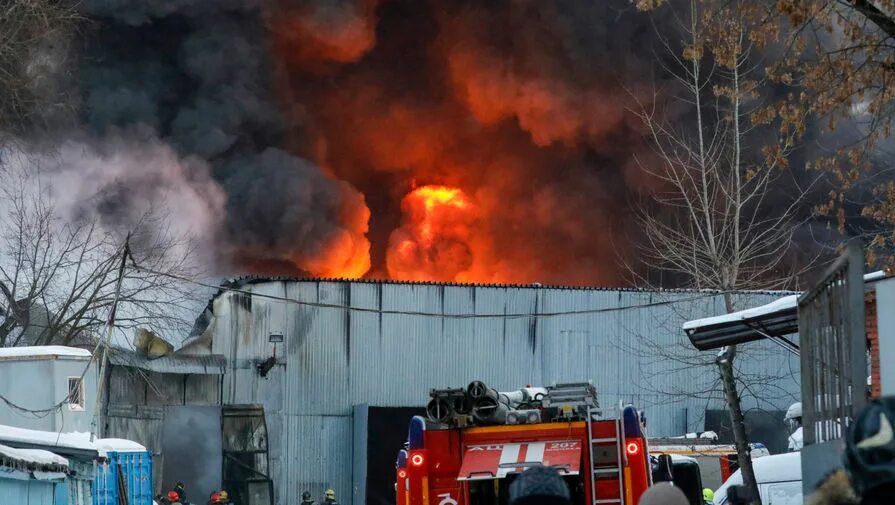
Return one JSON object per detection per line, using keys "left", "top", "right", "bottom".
{"left": 132, "top": 264, "right": 734, "bottom": 320}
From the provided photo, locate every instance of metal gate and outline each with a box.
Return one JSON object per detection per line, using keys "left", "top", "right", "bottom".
{"left": 798, "top": 242, "right": 867, "bottom": 445}
{"left": 798, "top": 242, "right": 867, "bottom": 493}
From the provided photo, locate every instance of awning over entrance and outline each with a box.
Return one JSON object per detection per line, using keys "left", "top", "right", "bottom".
{"left": 457, "top": 440, "right": 581, "bottom": 481}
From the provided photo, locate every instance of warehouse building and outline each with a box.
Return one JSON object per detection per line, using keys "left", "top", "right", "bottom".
{"left": 103, "top": 278, "right": 800, "bottom": 505}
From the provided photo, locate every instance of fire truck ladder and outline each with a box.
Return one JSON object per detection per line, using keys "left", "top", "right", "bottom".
{"left": 586, "top": 406, "right": 626, "bottom": 505}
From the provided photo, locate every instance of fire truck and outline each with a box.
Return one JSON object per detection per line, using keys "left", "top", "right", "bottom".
{"left": 394, "top": 382, "right": 653, "bottom": 505}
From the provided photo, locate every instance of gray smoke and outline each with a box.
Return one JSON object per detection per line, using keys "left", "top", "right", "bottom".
{"left": 39, "top": 0, "right": 372, "bottom": 276}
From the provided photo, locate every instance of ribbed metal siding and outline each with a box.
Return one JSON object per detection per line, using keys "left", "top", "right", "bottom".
{"left": 93, "top": 451, "right": 153, "bottom": 505}
{"left": 283, "top": 281, "right": 350, "bottom": 417}
{"left": 211, "top": 280, "right": 800, "bottom": 505}
{"left": 283, "top": 415, "right": 351, "bottom": 504}
{"left": 0, "top": 475, "right": 57, "bottom": 505}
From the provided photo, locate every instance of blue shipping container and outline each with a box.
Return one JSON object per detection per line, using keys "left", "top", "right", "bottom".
{"left": 93, "top": 451, "right": 153, "bottom": 505}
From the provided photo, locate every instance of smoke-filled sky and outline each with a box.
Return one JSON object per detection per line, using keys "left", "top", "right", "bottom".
{"left": 30, "top": 0, "right": 692, "bottom": 285}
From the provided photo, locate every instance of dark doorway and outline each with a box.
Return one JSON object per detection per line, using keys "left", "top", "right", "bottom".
{"left": 704, "top": 409, "right": 788, "bottom": 454}
{"left": 161, "top": 406, "right": 223, "bottom": 503}
{"left": 366, "top": 407, "right": 426, "bottom": 505}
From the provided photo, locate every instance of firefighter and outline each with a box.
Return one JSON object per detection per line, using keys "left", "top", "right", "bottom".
{"left": 702, "top": 488, "right": 714, "bottom": 504}
{"left": 175, "top": 482, "right": 188, "bottom": 503}
{"left": 218, "top": 490, "right": 232, "bottom": 504}
{"left": 301, "top": 491, "right": 316, "bottom": 505}
{"left": 163, "top": 491, "right": 183, "bottom": 505}
{"left": 323, "top": 489, "right": 338, "bottom": 504}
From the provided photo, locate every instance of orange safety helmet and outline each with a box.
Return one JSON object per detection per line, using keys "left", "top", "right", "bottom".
{"left": 210, "top": 492, "right": 221, "bottom": 503}
{"left": 167, "top": 491, "right": 180, "bottom": 501}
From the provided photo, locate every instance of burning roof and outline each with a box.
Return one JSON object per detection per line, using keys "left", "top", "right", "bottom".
{"left": 21, "top": 0, "right": 664, "bottom": 287}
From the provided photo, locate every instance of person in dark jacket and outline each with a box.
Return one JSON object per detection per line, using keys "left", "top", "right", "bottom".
{"left": 301, "top": 491, "right": 316, "bottom": 505}
{"left": 508, "top": 465, "right": 571, "bottom": 505}
{"left": 174, "top": 482, "right": 187, "bottom": 503}
{"left": 808, "top": 396, "right": 895, "bottom": 505}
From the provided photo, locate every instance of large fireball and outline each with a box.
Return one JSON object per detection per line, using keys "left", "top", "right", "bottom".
{"left": 386, "top": 185, "right": 478, "bottom": 282}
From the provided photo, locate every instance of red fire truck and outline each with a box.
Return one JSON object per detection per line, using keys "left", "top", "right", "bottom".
{"left": 394, "top": 382, "right": 652, "bottom": 505}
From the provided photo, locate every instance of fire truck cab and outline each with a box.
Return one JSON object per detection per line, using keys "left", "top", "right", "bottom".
{"left": 395, "top": 382, "right": 652, "bottom": 505}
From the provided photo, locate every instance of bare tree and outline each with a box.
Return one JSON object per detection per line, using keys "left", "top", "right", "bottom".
{"left": 0, "top": 0, "right": 80, "bottom": 142}
{"left": 628, "top": 2, "right": 816, "bottom": 503}
{"left": 0, "top": 163, "right": 203, "bottom": 349}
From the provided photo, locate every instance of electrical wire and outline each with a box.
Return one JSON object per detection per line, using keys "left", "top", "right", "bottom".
{"left": 132, "top": 263, "right": 736, "bottom": 320}
{"left": 0, "top": 258, "right": 741, "bottom": 416}
{"left": 0, "top": 337, "right": 102, "bottom": 417}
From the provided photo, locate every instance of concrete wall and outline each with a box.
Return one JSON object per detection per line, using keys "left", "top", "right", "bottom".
{"left": 0, "top": 356, "right": 97, "bottom": 432}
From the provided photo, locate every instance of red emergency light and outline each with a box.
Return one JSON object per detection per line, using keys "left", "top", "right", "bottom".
{"left": 626, "top": 442, "right": 640, "bottom": 456}
{"left": 410, "top": 453, "right": 425, "bottom": 467}
{"left": 397, "top": 469, "right": 407, "bottom": 479}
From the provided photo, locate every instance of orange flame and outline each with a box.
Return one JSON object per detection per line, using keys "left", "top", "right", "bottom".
{"left": 386, "top": 185, "right": 477, "bottom": 282}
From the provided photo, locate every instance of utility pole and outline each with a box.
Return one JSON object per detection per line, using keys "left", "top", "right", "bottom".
{"left": 90, "top": 234, "right": 131, "bottom": 442}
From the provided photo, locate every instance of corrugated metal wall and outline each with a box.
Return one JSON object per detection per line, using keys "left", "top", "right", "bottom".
{"left": 0, "top": 472, "right": 59, "bottom": 505}
{"left": 208, "top": 280, "right": 801, "bottom": 505}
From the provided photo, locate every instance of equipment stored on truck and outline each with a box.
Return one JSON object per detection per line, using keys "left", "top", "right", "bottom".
{"left": 396, "top": 381, "right": 652, "bottom": 505}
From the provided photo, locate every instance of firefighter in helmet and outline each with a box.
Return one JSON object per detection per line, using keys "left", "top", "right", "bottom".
{"left": 323, "top": 489, "right": 338, "bottom": 504}
{"left": 301, "top": 491, "right": 315, "bottom": 505}
{"left": 174, "top": 482, "right": 188, "bottom": 503}
{"left": 166, "top": 491, "right": 183, "bottom": 505}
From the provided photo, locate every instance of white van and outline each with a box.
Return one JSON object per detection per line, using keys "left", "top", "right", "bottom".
{"left": 712, "top": 452, "right": 802, "bottom": 505}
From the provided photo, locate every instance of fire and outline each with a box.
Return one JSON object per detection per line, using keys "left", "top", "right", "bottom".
{"left": 265, "top": 2, "right": 643, "bottom": 286}
{"left": 386, "top": 185, "right": 478, "bottom": 282}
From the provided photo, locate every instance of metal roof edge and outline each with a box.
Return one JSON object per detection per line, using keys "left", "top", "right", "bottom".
{"left": 213, "top": 275, "right": 801, "bottom": 296}
{"left": 108, "top": 350, "right": 226, "bottom": 375}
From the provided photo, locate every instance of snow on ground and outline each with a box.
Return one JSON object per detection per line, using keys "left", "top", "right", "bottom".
{"left": 0, "top": 346, "right": 92, "bottom": 359}
{"left": 0, "top": 424, "right": 145, "bottom": 456}
{"left": 0, "top": 442, "right": 68, "bottom": 467}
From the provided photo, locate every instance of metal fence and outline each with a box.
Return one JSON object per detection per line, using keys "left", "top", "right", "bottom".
{"left": 798, "top": 242, "right": 866, "bottom": 446}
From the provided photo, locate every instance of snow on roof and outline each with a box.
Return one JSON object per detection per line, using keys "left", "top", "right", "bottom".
{"left": 685, "top": 271, "right": 888, "bottom": 332}
{"left": 0, "top": 346, "right": 92, "bottom": 361}
{"left": 682, "top": 295, "right": 798, "bottom": 331}
{"left": 0, "top": 424, "right": 145, "bottom": 456}
{"left": 0, "top": 442, "right": 68, "bottom": 468}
